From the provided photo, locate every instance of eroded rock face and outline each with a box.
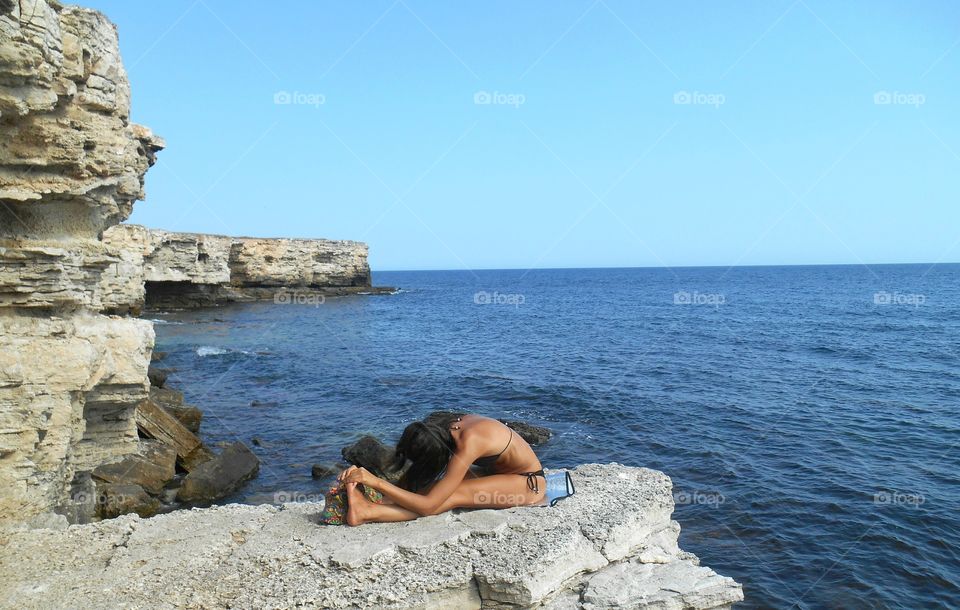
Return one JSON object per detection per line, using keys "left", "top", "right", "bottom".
{"left": 0, "top": 464, "right": 744, "bottom": 609}
{"left": 0, "top": 0, "right": 164, "bottom": 239}
{"left": 0, "top": 0, "right": 161, "bottom": 524}
{"left": 101, "top": 224, "right": 375, "bottom": 310}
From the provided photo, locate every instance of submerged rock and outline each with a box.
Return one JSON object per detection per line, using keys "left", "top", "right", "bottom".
{"left": 311, "top": 463, "right": 338, "bottom": 479}
{"left": 0, "top": 464, "right": 743, "bottom": 609}
{"left": 176, "top": 442, "right": 260, "bottom": 504}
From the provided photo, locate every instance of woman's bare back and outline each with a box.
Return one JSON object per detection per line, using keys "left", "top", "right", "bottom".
{"left": 455, "top": 414, "right": 542, "bottom": 474}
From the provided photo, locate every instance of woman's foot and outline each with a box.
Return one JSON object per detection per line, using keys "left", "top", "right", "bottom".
{"left": 345, "top": 482, "right": 371, "bottom": 526}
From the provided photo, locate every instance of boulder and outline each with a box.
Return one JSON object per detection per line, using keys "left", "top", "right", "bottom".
{"left": 151, "top": 351, "right": 168, "bottom": 362}
{"left": 311, "top": 463, "right": 338, "bottom": 479}
{"left": 96, "top": 483, "right": 160, "bottom": 519}
{"left": 341, "top": 434, "right": 397, "bottom": 477}
{"left": 176, "top": 442, "right": 260, "bottom": 504}
{"left": 91, "top": 440, "right": 176, "bottom": 495}
{"left": 135, "top": 398, "right": 207, "bottom": 470}
{"left": 149, "top": 386, "right": 184, "bottom": 406}
{"left": 148, "top": 386, "right": 202, "bottom": 433}
{"left": 147, "top": 365, "right": 171, "bottom": 388}
{"left": 500, "top": 419, "right": 553, "bottom": 445}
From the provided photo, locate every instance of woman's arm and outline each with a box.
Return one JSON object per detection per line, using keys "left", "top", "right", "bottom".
{"left": 341, "top": 446, "right": 478, "bottom": 516}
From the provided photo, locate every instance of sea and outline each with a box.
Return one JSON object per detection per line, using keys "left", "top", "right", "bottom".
{"left": 150, "top": 264, "right": 960, "bottom": 609}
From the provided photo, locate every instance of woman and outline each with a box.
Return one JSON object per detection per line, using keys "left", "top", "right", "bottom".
{"left": 337, "top": 412, "right": 547, "bottom": 526}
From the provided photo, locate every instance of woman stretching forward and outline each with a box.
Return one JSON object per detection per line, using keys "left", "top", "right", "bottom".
{"left": 338, "top": 412, "right": 546, "bottom": 525}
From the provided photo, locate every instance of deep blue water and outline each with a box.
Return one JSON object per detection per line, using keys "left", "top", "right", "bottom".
{"left": 151, "top": 265, "right": 960, "bottom": 609}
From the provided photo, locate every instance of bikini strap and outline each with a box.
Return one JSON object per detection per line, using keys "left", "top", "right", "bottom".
{"left": 520, "top": 469, "right": 545, "bottom": 494}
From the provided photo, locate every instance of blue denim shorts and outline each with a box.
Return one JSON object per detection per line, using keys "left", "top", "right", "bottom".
{"left": 542, "top": 469, "right": 576, "bottom": 506}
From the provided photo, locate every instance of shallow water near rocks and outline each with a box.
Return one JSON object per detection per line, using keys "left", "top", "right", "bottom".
{"left": 151, "top": 264, "right": 960, "bottom": 609}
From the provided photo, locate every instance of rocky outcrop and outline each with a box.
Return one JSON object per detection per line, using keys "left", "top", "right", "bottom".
{"left": 101, "top": 224, "right": 380, "bottom": 311}
{"left": 0, "top": 464, "right": 743, "bottom": 609}
{"left": 0, "top": 0, "right": 161, "bottom": 525}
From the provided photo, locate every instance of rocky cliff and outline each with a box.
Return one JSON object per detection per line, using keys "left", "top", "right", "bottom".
{"left": 0, "top": 0, "right": 162, "bottom": 525}
{"left": 101, "top": 224, "right": 377, "bottom": 311}
{"left": 0, "top": 464, "right": 744, "bottom": 609}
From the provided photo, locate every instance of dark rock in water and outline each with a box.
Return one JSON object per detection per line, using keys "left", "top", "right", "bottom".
{"left": 249, "top": 400, "right": 279, "bottom": 408}
{"left": 97, "top": 483, "right": 161, "bottom": 519}
{"left": 311, "top": 463, "right": 337, "bottom": 479}
{"left": 177, "top": 442, "right": 260, "bottom": 504}
{"left": 148, "top": 365, "right": 172, "bottom": 388}
{"left": 180, "top": 445, "right": 215, "bottom": 472}
{"left": 424, "top": 410, "right": 553, "bottom": 445}
{"left": 148, "top": 387, "right": 202, "bottom": 433}
{"left": 341, "top": 435, "right": 397, "bottom": 477}
{"left": 151, "top": 351, "right": 168, "bottom": 362}
{"left": 251, "top": 437, "right": 263, "bottom": 447}
{"left": 137, "top": 399, "right": 201, "bottom": 460}
{"left": 150, "top": 386, "right": 184, "bottom": 406}
{"left": 136, "top": 398, "right": 212, "bottom": 472}
{"left": 500, "top": 420, "right": 553, "bottom": 445}
{"left": 92, "top": 440, "right": 176, "bottom": 495}
{"left": 165, "top": 404, "right": 202, "bottom": 434}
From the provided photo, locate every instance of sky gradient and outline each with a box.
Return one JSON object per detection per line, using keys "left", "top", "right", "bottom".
{"left": 85, "top": 0, "right": 960, "bottom": 271}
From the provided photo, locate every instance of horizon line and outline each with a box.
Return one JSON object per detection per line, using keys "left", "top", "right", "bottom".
{"left": 371, "top": 261, "right": 959, "bottom": 273}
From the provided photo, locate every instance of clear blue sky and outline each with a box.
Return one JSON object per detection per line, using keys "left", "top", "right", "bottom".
{"left": 86, "top": 0, "right": 960, "bottom": 271}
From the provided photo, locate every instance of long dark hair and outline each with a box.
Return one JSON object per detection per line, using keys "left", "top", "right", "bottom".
{"left": 392, "top": 411, "right": 464, "bottom": 492}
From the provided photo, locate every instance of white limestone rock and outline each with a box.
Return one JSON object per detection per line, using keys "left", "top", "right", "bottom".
{"left": 0, "top": 464, "right": 743, "bottom": 609}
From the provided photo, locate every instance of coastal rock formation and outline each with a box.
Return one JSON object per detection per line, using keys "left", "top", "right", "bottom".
{"left": 0, "top": 464, "right": 743, "bottom": 609}
{"left": 0, "top": 0, "right": 161, "bottom": 524}
{"left": 101, "top": 224, "right": 377, "bottom": 311}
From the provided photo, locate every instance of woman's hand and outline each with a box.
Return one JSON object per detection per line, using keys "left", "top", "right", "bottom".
{"left": 337, "top": 465, "right": 375, "bottom": 487}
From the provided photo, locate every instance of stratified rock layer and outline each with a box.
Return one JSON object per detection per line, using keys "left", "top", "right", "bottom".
{"left": 101, "top": 224, "right": 374, "bottom": 311}
{"left": 0, "top": 464, "right": 743, "bottom": 609}
{"left": 0, "top": 0, "right": 161, "bottom": 524}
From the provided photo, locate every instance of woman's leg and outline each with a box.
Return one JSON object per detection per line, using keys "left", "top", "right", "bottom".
{"left": 433, "top": 473, "right": 546, "bottom": 512}
{"left": 345, "top": 482, "right": 420, "bottom": 525}
{"left": 346, "top": 473, "right": 545, "bottom": 525}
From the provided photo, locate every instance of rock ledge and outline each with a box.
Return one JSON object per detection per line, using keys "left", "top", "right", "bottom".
{"left": 0, "top": 464, "right": 743, "bottom": 609}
